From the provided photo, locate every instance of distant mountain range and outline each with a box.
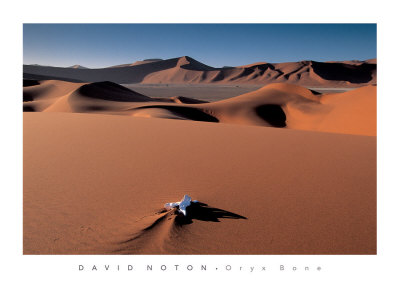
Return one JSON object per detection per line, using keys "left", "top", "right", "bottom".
{"left": 23, "top": 56, "right": 377, "bottom": 87}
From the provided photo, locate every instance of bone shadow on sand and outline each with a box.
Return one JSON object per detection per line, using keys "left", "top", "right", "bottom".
{"left": 174, "top": 202, "right": 247, "bottom": 225}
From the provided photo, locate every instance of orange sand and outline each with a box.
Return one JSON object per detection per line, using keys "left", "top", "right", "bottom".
{"left": 24, "top": 112, "right": 376, "bottom": 254}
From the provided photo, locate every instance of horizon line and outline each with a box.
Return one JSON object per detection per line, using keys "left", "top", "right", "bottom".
{"left": 23, "top": 55, "right": 377, "bottom": 69}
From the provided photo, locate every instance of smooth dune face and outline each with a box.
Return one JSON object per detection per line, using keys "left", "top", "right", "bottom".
{"left": 23, "top": 80, "right": 376, "bottom": 136}
{"left": 23, "top": 80, "right": 83, "bottom": 111}
{"left": 23, "top": 56, "right": 376, "bottom": 86}
{"left": 317, "top": 86, "right": 377, "bottom": 135}
{"left": 24, "top": 112, "right": 376, "bottom": 254}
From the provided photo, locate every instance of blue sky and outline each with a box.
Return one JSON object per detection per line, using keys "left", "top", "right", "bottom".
{"left": 23, "top": 24, "right": 376, "bottom": 68}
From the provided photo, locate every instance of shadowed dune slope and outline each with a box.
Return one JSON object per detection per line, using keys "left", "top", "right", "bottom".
{"left": 23, "top": 80, "right": 83, "bottom": 111}
{"left": 23, "top": 56, "right": 376, "bottom": 86}
{"left": 129, "top": 83, "right": 376, "bottom": 136}
{"left": 23, "top": 80, "right": 376, "bottom": 136}
{"left": 201, "top": 83, "right": 376, "bottom": 135}
{"left": 76, "top": 81, "right": 151, "bottom": 102}
{"left": 108, "top": 59, "right": 163, "bottom": 68}
{"left": 23, "top": 112, "right": 376, "bottom": 254}
{"left": 24, "top": 81, "right": 153, "bottom": 113}
{"left": 202, "top": 83, "right": 321, "bottom": 128}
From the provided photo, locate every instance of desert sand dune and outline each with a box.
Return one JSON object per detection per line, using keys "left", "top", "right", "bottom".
{"left": 317, "top": 85, "right": 377, "bottom": 135}
{"left": 365, "top": 58, "right": 377, "bottom": 64}
{"left": 130, "top": 83, "right": 376, "bottom": 136}
{"left": 201, "top": 83, "right": 376, "bottom": 135}
{"left": 24, "top": 81, "right": 153, "bottom": 113}
{"left": 23, "top": 56, "right": 376, "bottom": 86}
{"left": 169, "top": 96, "right": 208, "bottom": 104}
{"left": 75, "top": 81, "right": 151, "bottom": 102}
{"left": 23, "top": 112, "right": 376, "bottom": 254}
{"left": 132, "top": 105, "right": 219, "bottom": 122}
{"left": 202, "top": 83, "right": 321, "bottom": 128}
{"left": 108, "top": 58, "right": 163, "bottom": 68}
{"left": 23, "top": 80, "right": 376, "bottom": 136}
{"left": 23, "top": 80, "right": 83, "bottom": 111}
{"left": 68, "top": 65, "right": 88, "bottom": 69}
